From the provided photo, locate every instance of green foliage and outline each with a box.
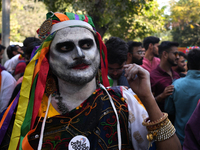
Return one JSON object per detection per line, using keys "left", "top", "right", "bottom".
{"left": 0, "top": 0, "right": 48, "bottom": 42}
{"left": 43, "top": 0, "right": 166, "bottom": 41}
{"left": 169, "top": 0, "right": 200, "bottom": 46}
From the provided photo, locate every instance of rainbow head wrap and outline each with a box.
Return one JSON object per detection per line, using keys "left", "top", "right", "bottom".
{"left": 0, "top": 12, "right": 109, "bottom": 150}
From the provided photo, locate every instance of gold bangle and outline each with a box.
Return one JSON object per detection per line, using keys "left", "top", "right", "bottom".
{"left": 147, "top": 119, "right": 176, "bottom": 142}
{"left": 142, "top": 113, "right": 168, "bottom": 127}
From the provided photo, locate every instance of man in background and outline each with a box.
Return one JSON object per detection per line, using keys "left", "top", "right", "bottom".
{"left": 105, "top": 36, "right": 129, "bottom": 87}
{"left": 172, "top": 51, "right": 187, "bottom": 77}
{"left": 165, "top": 49, "right": 200, "bottom": 146}
{"left": 150, "top": 41, "right": 180, "bottom": 112}
{"left": 126, "top": 41, "right": 144, "bottom": 65}
{"left": 141, "top": 36, "right": 160, "bottom": 73}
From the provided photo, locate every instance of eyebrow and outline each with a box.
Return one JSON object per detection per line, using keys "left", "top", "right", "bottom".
{"left": 78, "top": 38, "right": 94, "bottom": 45}
{"left": 56, "top": 38, "right": 94, "bottom": 46}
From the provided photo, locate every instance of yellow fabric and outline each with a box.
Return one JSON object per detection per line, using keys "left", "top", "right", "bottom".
{"left": 8, "top": 52, "right": 40, "bottom": 150}
{"left": 38, "top": 94, "right": 60, "bottom": 118}
{"left": 133, "top": 95, "right": 146, "bottom": 110}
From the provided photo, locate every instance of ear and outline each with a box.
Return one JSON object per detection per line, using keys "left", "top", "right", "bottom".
{"left": 126, "top": 52, "right": 132, "bottom": 63}
{"left": 127, "top": 52, "right": 132, "bottom": 58}
{"left": 162, "top": 51, "right": 168, "bottom": 58}
{"left": 149, "top": 43, "right": 153, "bottom": 49}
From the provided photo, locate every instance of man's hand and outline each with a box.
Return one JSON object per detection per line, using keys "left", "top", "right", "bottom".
{"left": 124, "top": 64, "right": 152, "bottom": 100}
{"left": 155, "top": 85, "right": 174, "bottom": 102}
{"left": 162, "top": 85, "right": 174, "bottom": 98}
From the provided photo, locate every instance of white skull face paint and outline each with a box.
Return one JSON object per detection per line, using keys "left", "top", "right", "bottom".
{"left": 49, "top": 27, "right": 100, "bottom": 85}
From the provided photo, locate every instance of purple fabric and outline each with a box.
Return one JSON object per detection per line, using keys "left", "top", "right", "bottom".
{"left": 0, "top": 64, "right": 6, "bottom": 71}
{"left": 30, "top": 46, "right": 40, "bottom": 60}
{"left": 150, "top": 65, "right": 180, "bottom": 111}
{"left": 183, "top": 102, "right": 200, "bottom": 150}
{"left": 0, "top": 92, "right": 20, "bottom": 144}
{"left": 75, "top": 14, "right": 79, "bottom": 20}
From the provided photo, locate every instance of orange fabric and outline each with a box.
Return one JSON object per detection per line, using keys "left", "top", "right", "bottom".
{"left": 54, "top": 13, "right": 70, "bottom": 22}
{"left": 22, "top": 129, "right": 35, "bottom": 150}
{"left": 33, "top": 46, "right": 49, "bottom": 79}
{"left": 22, "top": 117, "right": 42, "bottom": 150}
{"left": 133, "top": 95, "right": 146, "bottom": 110}
{"left": 0, "top": 100, "right": 14, "bottom": 128}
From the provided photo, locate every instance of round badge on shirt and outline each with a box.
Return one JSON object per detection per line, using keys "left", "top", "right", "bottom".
{"left": 68, "top": 135, "right": 90, "bottom": 150}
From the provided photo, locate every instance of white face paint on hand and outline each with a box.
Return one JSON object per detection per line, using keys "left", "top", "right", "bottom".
{"left": 49, "top": 27, "right": 100, "bottom": 85}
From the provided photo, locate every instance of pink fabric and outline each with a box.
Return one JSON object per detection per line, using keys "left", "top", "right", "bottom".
{"left": 141, "top": 57, "right": 160, "bottom": 73}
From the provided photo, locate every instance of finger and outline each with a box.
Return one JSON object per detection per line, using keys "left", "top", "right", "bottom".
{"left": 126, "top": 65, "right": 138, "bottom": 80}
{"left": 124, "top": 64, "right": 135, "bottom": 77}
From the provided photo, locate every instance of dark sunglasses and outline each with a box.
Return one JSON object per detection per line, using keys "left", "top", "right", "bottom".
{"left": 170, "top": 51, "right": 179, "bottom": 57}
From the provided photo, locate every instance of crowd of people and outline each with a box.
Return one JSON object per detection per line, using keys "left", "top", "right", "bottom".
{"left": 0, "top": 11, "right": 199, "bottom": 150}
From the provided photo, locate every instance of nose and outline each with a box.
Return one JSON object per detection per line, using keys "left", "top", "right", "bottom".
{"left": 113, "top": 70, "right": 118, "bottom": 75}
{"left": 73, "top": 46, "right": 85, "bottom": 60}
{"left": 141, "top": 53, "right": 145, "bottom": 57}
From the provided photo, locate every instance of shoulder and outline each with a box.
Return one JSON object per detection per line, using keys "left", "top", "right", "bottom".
{"left": 154, "top": 57, "right": 160, "bottom": 62}
{"left": 1, "top": 70, "right": 16, "bottom": 83}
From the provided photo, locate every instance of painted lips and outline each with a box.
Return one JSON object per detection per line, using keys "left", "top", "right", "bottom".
{"left": 72, "top": 63, "right": 89, "bottom": 69}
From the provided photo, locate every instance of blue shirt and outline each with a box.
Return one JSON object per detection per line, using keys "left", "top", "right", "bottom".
{"left": 165, "top": 70, "right": 200, "bottom": 145}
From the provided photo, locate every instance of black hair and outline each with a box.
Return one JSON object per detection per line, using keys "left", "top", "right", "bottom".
{"left": 7, "top": 45, "right": 20, "bottom": 59}
{"left": 143, "top": 36, "right": 160, "bottom": 51}
{"left": 158, "top": 41, "right": 179, "bottom": 56}
{"left": 178, "top": 51, "right": 187, "bottom": 59}
{"left": 105, "top": 37, "right": 128, "bottom": 65}
{"left": 127, "top": 41, "right": 142, "bottom": 53}
{"left": 0, "top": 44, "right": 6, "bottom": 52}
{"left": 23, "top": 37, "right": 41, "bottom": 49}
{"left": 187, "top": 49, "right": 200, "bottom": 70}
{"left": 24, "top": 41, "right": 42, "bottom": 59}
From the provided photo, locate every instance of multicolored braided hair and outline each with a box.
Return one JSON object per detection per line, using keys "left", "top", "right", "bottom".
{"left": 0, "top": 12, "right": 110, "bottom": 150}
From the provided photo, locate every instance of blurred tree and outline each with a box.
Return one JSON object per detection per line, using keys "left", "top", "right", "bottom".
{"left": 43, "top": 0, "right": 166, "bottom": 40}
{"left": 0, "top": 0, "right": 47, "bottom": 42}
{"left": 169, "top": 0, "right": 200, "bottom": 46}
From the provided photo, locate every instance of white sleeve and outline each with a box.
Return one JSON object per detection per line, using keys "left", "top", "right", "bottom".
{"left": 122, "top": 87, "right": 149, "bottom": 150}
{"left": 4, "top": 54, "right": 21, "bottom": 74}
{"left": 0, "top": 70, "right": 16, "bottom": 113}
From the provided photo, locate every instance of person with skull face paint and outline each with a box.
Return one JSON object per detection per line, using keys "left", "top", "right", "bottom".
{"left": 0, "top": 12, "right": 181, "bottom": 150}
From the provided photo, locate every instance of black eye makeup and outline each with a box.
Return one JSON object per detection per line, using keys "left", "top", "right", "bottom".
{"left": 79, "top": 39, "right": 94, "bottom": 50}
{"left": 56, "top": 42, "right": 75, "bottom": 52}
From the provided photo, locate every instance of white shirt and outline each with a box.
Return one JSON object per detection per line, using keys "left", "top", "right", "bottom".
{"left": 0, "top": 70, "right": 16, "bottom": 113}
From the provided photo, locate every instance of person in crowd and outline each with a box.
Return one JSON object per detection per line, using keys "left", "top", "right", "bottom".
{"left": 150, "top": 41, "right": 180, "bottom": 113}
{"left": 172, "top": 51, "right": 187, "bottom": 77}
{"left": 0, "top": 44, "right": 6, "bottom": 64}
{"left": 0, "top": 12, "right": 181, "bottom": 150}
{"left": 141, "top": 36, "right": 160, "bottom": 73}
{"left": 23, "top": 37, "right": 41, "bottom": 64}
{"left": 4, "top": 45, "right": 25, "bottom": 75}
{"left": 16, "top": 40, "right": 41, "bottom": 85}
{"left": 105, "top": 37, "right": 129, "bottom": 87}
{"left": 0, "top": 44, "right": 16, "bottom": 114}
{"left": 183, "top": 101, "right": 200, "bottom": 150}
{"left": 126, "top": 41, "right": 145, "bottom": 65}
{"left": 165, "top": 49, "right": 200, "bottom": 146}
{"left": 22, "top": 37, "right": 41, "bottom": 51}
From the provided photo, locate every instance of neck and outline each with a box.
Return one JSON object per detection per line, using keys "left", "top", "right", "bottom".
{"left": 145, "top": 50, "right": 154, "bottom": 62}
{"left": 51, "top": 77, "right": 97, "bottom": 114}
{"left": 159, "top": 60, "right": 172, "bottom": 74}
